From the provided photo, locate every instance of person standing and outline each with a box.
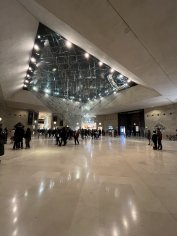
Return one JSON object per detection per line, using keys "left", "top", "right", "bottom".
{"left": 147, "top": 130, "right": 151, "bottom": 145}
{"left": 25, "top": 128, "right": 31, "bottom": 149}
{"left": 157, "top": 128, "right": 162, "bottom": 150}
{"left": 152, "top": 131, "right": 157, "bottom": 150}
{"left": 0, "top": 125, "right": 5, "bottom": 160}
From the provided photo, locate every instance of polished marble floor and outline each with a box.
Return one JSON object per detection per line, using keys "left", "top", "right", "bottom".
{"left": 1, "top": 136, "right": 177, "bottom": 236}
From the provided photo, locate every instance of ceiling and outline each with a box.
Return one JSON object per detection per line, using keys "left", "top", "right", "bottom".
{"left": 1, "top": 0, "right": 177, "bottom": 115}
{"left": 24, "top": 23, "right": 136, "bottom": 103}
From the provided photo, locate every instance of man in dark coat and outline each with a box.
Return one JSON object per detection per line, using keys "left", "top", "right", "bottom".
{"left": 152, "top": 130, "right": 157, "bottom": 150}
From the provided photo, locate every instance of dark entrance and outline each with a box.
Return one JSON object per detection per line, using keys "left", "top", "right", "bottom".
{"left": 118, "top": 109, "right": 145, "bottom": 136}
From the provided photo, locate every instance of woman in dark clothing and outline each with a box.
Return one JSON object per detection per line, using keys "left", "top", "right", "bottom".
{"left": 25, "top": 128, "right": 31, "bottom": 149}
{"left": 157, "top": 128, "right": 162, "bottom": 150}
{"left": 0, "top": 126, "right": 5, "bottom": 158}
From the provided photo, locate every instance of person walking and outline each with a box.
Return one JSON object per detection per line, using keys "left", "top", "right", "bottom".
{"left": 157, "top": 128, "right": 162, "bottom": 150}
{"left": 25, "top": 128, "right": 31, "bottom": 149}
{"left": 73, "top": 130, "right": 80, "bottom": 145}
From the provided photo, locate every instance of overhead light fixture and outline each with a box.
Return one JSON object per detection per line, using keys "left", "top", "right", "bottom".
{"left": 34, "top": 44, "right": 40, "bottom": 51}
{"left": 127, "top": 78, "right": 131, "bottom": 83}
{"left": 110, "top": 68, "right": 114, "bottom": 73}
{"left": 23, "top": 84, "right": 27, "bottom": 88}
{"left": 84, "top": 52, "right": 90, "bottom": 59}
{"left": 25, "top": 80, "right": 29, "bottom": 83}
{"left": 65, "top": 40, "right": 72, "bottom": 48}
{"left": 37, "top": 35, "right": 41, "bottom": 39}
{"left": 26, "top": 74, "right": 30, "bottom": 78}
{"left": 44, "top": 88, "right": 51, "bottom": 94}
{"left": 99, "top": 61, "right": 103, "bottom": 67}
{"left": 33, "top": 86, "right": 38, "bottom": 91}
{"left": 52, "top": 68, "right": 57, "bottom": 72}
{"left": 31, "top": 57, "right": 36, "bottom": 63}
{"left": 29, "top": 67, "right": 32, "bottom": 71}
{"left": 114, "top": 91, "right": 117, "bottom": 94}
{"left": 119, "top": 74, "right": 123, "bottom": 78}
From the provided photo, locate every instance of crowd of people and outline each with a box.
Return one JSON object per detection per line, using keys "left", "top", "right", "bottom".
{"left": 10, "top": 123, "right": 32, "bottom": 149}
{"left": 0, "top": 122, "right": 165, "bottom": 161}
{"left": 37, "top": 127, "right": 103, "bottom": 146}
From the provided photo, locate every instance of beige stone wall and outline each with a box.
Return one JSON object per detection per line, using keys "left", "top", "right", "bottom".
{"left": 145, "top": 104, "right": 177, "bottom": 138}
{"left": 0, "top": 106, "right": 30, "bottom": 130}
{"left": 96, "top": 113, "right": 118, "bottom": 131}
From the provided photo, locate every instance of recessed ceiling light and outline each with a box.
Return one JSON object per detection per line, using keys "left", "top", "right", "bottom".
{"left": 119, "top": 74, "right": 123, "bottom": 78}
{"left": 52, "top": 68, "right": 57, "bottom": 72}
{"left": 44, "top": 88, "right": 50, "bottom": 94}
{"left": 99, "top": 61, "right": 103, "bottom": 66}
{"left": 33, "top": 86, "right": 38, "bottom": 91}
{"left": 25, "top": 80, "right": 29, "bottom": 83}
{"left": 23, "top": 84, "right": 27, "bottom": 87}
{"left": 65, "top": 40, "right": 72, "bottom": 48}
{"left": 34, "top": 44, "right": 40, "bottom": 51}
{"left": 37, "top": 35, "right": 41, "bottom": 39}
{"left": 110, "top": 68, "right": 114, "bottom": 73}
{"left": 31, "top": 57, "right": 36, "bottom": 63}
{"left": 84, "top": 52, "right": 90, "bottom": 59}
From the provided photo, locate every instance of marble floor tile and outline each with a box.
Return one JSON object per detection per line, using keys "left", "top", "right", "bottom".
{"left": 0, "top": 136, "right": 177, "bottom": 235}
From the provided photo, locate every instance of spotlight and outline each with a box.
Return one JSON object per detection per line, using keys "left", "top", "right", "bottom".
{"left": 65, "top": 40, "right": 72, "bottom": 48}
{"left": 25, "top": 80, "right": 29, "bottom": 83}
{"left": 99, "top": 61, "right": 103, "bottom": 67}
{"left": 37, "top": 35, "right": 41, "bottom": 39}
{"left": 127, "top": 78, "right": 131, "bottom": 83}
{"left": 31, "top": 57, "right": 36, "bottom": 63}
{"left": 34, "top": 44, "right": 40, "bottom": 51}
{"left": 26, "top": 74, "right": 30, "bottom": 78}
{"left": 44, "top": 88, "right": 50, "bottom": 94}
{"left": 33, "top": 86, "right": 38, "bottom": 91}
{"left": 110, "top": 68, "right": 114, "bottom": 73}
{"left": 23, "top": 84, "right": 27, "bottom": 88}
{"left": 125, "top": 83, "right": 128, "bottom": 86}
{"left": 114, "top": 91, "right": 117, "bottom": 94}
{"left": 29, "top": 67, "right": 32, "bottom": 71}
{"left": 84, "top": 52, "right": 90, "bottom": 59}
{"left": 52, "top": 68, "right": 57, "bottom": 72}
{"left": 119, "top": 74, "right": 123, "bottom": 78}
